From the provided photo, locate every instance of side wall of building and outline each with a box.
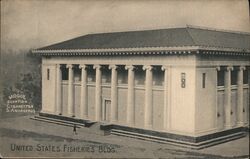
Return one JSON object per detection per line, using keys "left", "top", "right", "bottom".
{"left": 195, "top": 67, "right": 217, "bottom": 134}
{"left": 195, "top": 55, "right": 250, "bottom": 135}
{"left": 41, "top": 59, "right": 56, "bottom": 114}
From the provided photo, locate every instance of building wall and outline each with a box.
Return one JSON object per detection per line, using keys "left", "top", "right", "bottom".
{"left": 117, "top": 86, "right": 128, "bottom": 124}
{"left": 41, "top": 63, "right": 56, "bottom": 113}
{"left": 62, "top": 82, "right": 68, "bottom": 115}
{"left": 195, "top": 67, "right": 217, "bottom": 134}
{"left": 152, "top": 89, "right": 164, "bottom": 130}
{"left": 87, "top": 85, "right": 96, "bottom": 120}
{"left": 41, "top": 55, "right": 199, "bottom": 134}
{"left": 134, "top": 88, "right": 145, "bottom": 128}
{"left": 195, "top": 55, "right": 250, "bottom": 135}
{"left": 74, "top": 84, "right": 81, "bottom": 118}
{"left": 170, "top": 66, "right": 196, "bottom": 134}
{"left": 243, "top": 88, "right": 249, "bottom": 124}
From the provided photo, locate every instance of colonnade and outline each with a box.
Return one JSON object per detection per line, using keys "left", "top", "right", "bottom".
{"left": 55, "top": 64, "right": 170, "bottom": 129}
{"left": 216, "top": 66, "right": 247, "bottom": 128}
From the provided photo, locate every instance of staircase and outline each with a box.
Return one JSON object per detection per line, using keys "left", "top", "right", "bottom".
{"left": 110, "top": 129, "right": 246, "bottom": 149}
{"left": 30, "top": 112, "right": 96, "bottom": 128}
{"left": 101, "top": 124, "right": 247, "bottom": 149}
{"left": 30, "top": 115, "right": 85, "bottom": 128}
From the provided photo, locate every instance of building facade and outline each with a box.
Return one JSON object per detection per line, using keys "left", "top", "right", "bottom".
{"left": 33, "top": 26, "right": 250, "bottom": 148}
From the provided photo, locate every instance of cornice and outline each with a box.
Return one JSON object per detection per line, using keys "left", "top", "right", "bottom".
{"left": 32, "top": 45, "right": 250, "bottom": 56}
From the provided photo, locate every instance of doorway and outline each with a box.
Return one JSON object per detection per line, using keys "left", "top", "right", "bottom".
{"left": 102, "top": 99, "right": 111, "bottom": 122}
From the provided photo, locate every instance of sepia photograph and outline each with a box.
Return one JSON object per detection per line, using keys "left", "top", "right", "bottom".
{"left": 0, "top": 0, "right": 250, "bottom": 158}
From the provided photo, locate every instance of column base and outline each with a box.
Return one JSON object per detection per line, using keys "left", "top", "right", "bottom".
{"left": 163, "top": 126, "right": 170, "bottom": 131}
{"left": 110, "top": 119, "right": 118, "bottom": 124}
{"left": 55, "top": 111, "right": 62, "bottom": 115}
{"left": 95, "top": 117, "right": 100, "bottom": 121}
{"left": 237, "top": 122, "right": 245, "bottom": 127}
{"left": 144, "top": 124, "right": 152, "bottom": 129}
{"left": 224, "top": 124, "right": 232, "bottom": 129}
{"left": 126, "top": 121, "right": 135, "bottom": 127}
{"left": 68, "top": 114, "right": 75, "bottom": 118}
{"left": 81, "top": 115, "right": 88, "bottom": 119}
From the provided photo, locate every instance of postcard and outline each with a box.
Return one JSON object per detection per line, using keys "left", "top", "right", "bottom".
{"left": 0, "top": 0, "right": 249, "bottom": 158}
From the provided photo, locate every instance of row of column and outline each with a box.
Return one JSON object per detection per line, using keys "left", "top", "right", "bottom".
{"left": 55, "top": 64, "right": 170, "bottom": 129}
{"left": 216, "top": 66, "right": 246, "bottom": 128}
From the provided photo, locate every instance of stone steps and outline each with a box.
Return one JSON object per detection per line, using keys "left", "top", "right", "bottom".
{"left": 38, "top": 112, "right": 95, "bottom": 127}
{"left": 30, "top": 115, "right": 85, "bottom": 128}
{"left": 110, "top": 129, "right": 246, "bottom": 150}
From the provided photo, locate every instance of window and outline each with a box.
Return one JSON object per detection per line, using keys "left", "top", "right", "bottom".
{"left": 47, "top": 69, "right": 50, "bottom": 80}
{"left": 102, "top": 67, "right": 111, "bottom": 83}
{"left": 61, "top": 67, "right": 68, "bottom": 80}
{"left": 118, "top": 66, "right": 128, "bottom": 84}
{"left": 135, "top": 66, "right": 145, "bottom": 85}
{"left": 202, "top": 73, "right": 206, "bottom": 88}
{"left": 231, "top": 70, "right": 237, "bottom": 85}
{"left": 153, "top": 66, "right": 164, "bottom": 86}
{"left": 243, "top": 70, "right": 248, "bottom": 84}
{"left": 87, "top": 67, "right": 95, "bottom": 82}
{"left": 74, "top": 67, "right": 81, "bottom": 82}
{"left": 217, "top": 70, "right": 224, "bottom": 86}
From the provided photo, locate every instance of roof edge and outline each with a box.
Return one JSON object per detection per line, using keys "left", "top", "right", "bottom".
{"left": 32, "top": 45, "right": 250, "bottom": 54}
{"left": 186, "top": 25, "right": 250, "bottom": 35}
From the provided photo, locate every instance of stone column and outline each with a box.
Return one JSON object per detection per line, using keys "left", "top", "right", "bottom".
{"left": 56, "top": 64, "right": 62, "bottom": 115}
{"left": 143, "top": 65, "right": 153, "bottom": 129}
{"left": 125, "top": 65, "right": 135, "bottom": 125}
{"left": 67, "top": 64, "right": 74, "bottom": 117}
{"left": 94, "top": 64, "right": 102, "bottom": 121}
{"left": 161, "top": 66, "right": 169, "bottom": 130}
{"left": 224, "top": 66, "right": 233, "bottom": 129}
{"left": 109, "top": 65, "right": 118, "bottom": 123}
{"left": 237, "top": 66, "right": 245, "bottom": 126}
{"left": 79, "top": 64, "right": 88, "bottom": 119}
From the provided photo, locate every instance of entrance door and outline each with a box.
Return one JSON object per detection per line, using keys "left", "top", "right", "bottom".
{"left": 217, "top": 90, "right": 225, "bottom": 130}
{"left": 102, "top": 99, "right": 111, "bottom": 122}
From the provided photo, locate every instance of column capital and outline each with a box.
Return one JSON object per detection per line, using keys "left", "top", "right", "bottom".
{"left": 216, "top": 66, "right": 221, "bottom": 71}
{"left": 161, "top": 65, "right": 169, "bottom": 71}
{"left": 143, "top": 65, "right": 153, "bottom": 71}
{"left": 239, "top": 66, "right": 246, "bottom": 71}
{"left": 66, "top": 64, "right": 73, "bottom": 69}
{"left": 226, "top": 66, "right": 233, "bottom": 71}
{"left": 125, "top": 65, "right": 135, "bottom": 71}
{"left": 109, "top": 64, "right": 117, "bottom": 70}
{"left": 93, "top": 64, "right": 101, "bottom": 70}
{"left": 79, "top": 64, "right": 87, "bottom": 69}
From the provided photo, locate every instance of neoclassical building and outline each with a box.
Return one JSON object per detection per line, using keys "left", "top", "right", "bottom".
{"left": 32, "top": 26, "right": 250, "bottom": 149}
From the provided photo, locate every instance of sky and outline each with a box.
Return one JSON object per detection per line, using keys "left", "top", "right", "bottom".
{"left": 1, "top": 0, "right": 250, "bottom": 53}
